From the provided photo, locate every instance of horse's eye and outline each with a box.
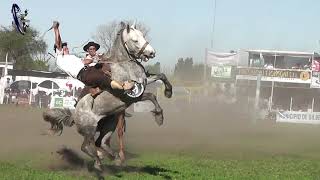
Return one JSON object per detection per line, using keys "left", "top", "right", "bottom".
{"left": 133, "top": 40, "right": 138, "bottom": 43}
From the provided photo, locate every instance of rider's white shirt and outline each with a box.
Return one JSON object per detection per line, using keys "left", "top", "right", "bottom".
{"left": 56, "top": 50, "right": 84, "bottom": 78}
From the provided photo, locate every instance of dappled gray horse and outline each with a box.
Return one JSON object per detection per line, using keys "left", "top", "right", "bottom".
{"left": 43, "top": 22, "right": 172, "bottom": 171}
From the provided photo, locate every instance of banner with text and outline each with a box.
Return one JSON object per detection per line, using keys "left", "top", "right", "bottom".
{"left": 276, "top": 111, "right": 320, "bottom": 124}
{"left": 206, "top": 51, "right": 238, "bottom": 66}
{"left": 311, "top": 72, "right": 320, "bottom": 88}
{"left": 236, "top": 67, "right": 311, "bottom": 83}
{"left": 211, "top": 66, "right": 232, "bottom": 78}
{"left": 49, "top": 96, "right": 76, "bottom": 109}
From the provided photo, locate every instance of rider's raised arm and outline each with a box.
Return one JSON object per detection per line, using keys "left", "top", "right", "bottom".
{"left": 53, "top": 21, "right": 62, "bottom": 51}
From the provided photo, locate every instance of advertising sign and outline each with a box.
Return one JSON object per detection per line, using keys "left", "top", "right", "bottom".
{"left": 236, "top": 67, "right": 311, "bottom": 83}
{"left": 276, "top": 111, "right": 320, "bottom": 124}
{"left": 50, "top": 96, "right": 76, "bottom": 109}
{"left": 311, "top": 72, "right": 320, "bottom": 88}
{"left": 211, "top": 66, "right": 232, "bottom": 78}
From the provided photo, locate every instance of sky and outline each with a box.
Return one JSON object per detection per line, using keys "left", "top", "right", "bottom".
{"left": 1, "top": 0, "right": 320, "bottom": 69}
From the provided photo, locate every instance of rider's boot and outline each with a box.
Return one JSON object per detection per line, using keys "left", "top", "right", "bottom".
{"left": 89, "top": 87, "right": 102, "bottom": 98}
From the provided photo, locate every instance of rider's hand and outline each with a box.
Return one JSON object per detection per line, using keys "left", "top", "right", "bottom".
{"left": 52, "top": 21, "right": 60, "bottom": 29}
{"left": 123, "top": 81, "right": 134, "bottom": 90}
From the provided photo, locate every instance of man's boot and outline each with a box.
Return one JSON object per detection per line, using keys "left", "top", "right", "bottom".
{"left": 89, "top": 87, "right": 102, "bottom": 98}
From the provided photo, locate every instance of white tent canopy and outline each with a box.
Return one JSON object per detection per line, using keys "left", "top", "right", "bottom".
{"left": 246, "top": 49, "right": 314, "bottom": 58}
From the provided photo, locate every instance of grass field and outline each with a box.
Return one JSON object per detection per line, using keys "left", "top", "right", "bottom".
{"left": 2, "top": 152, "right": 320, "bottom": 180}
{"left": 1, "top": 104, "right": 320, "bottom": 179}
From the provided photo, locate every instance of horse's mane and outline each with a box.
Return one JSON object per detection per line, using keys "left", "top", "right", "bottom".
{"left": 102, "top": 28, "right": 127, "bottom": 62}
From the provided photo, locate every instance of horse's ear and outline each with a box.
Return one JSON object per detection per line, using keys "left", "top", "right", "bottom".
{"left": 120, "top": 21, "right": 126, "bottom": 29}
{"left": 126, "top": 24, "right": 130, "bottom": 33}
{"left": 132, "top": 20, "right": 137, "bottom": 29}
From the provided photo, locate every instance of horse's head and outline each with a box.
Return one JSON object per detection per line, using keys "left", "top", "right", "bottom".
{"left": 121, "top": 23, "right": 155, "bottom": 62}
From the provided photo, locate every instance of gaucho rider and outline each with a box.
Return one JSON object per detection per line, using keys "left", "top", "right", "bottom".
{"left": 52, "top": 21, "right": 134, "bottom": 97}
{"left": 83, "top": 41, "right": 104, "bottom": 65}
{"left": 19, "top": 9, "right": 29, "bottom": 32}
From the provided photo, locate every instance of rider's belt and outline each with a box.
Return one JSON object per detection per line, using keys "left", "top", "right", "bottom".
{"left": 77, "top": 66, "right": 88, "bottom": 81}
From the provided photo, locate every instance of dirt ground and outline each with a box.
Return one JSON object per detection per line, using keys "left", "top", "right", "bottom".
{"left": 1, "top": 100, "right": 320, "bottom": 162}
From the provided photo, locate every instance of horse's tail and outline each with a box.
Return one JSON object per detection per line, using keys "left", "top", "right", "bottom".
{"left": 42, "top": 108, "right": 75, "bottom": 135}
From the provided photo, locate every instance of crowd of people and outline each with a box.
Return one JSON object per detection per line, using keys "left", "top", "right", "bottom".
{"left": 249, "top": 55, "right": 312, "bottom": 70}
{"left": 2, "top": 85, "right": 83, "bottom": 108}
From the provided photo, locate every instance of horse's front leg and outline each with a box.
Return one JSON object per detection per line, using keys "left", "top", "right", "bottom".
{"left": 146, "top": 72, "right": 172, "bottom": 98}
{"left": 140, "top": 92, "right": 164, "bottom": 126}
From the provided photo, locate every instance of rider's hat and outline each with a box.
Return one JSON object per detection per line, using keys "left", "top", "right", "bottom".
{"left": 83, "top": 41, "right": 100, "bottom": 52}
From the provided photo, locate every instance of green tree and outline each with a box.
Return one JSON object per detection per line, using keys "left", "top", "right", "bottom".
{"left": 174, "top": 57, "right": 185, "bottom": 80}
{"left": 174, "top": 57, "right": 193, "bottom": 80}
{"left": 184, "top": 57, "right": 194, "bottom": 79}
{"left": 174, "top": 57, "right": 209, "bottom": 81}
{"left": 0, "top": 26, "right": 49, "bottom": 71}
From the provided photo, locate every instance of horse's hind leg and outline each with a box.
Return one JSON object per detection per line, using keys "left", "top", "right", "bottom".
{"left": 101, "top": 131, "right": 115, "bottom": 159}
{"left": 96, "top": 130, "right": 115, "bottom": 160}
{"left": 115, "top": 112, "right": 126, "bottom": 166}
{"left": 104, "top": 111, "right": 125, "bottom": 166}
{"left": 95, "top": 114, "right": 125, "bottom": 166}
{"left": 140, "top": 92, "right": 164, "bottom": 126}
{"left": 81, "top": 136, "right": 102, "bottom": 171}
{"left": 95, "top": 116, "right": 118, "bottom": 160}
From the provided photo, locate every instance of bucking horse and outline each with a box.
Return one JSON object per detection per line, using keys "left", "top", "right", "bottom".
{"left": 43, "top": 22, "right": 172, "bottom": 171}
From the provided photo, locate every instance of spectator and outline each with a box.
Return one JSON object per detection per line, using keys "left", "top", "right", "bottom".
{"left": 264, "top": 63, "right": 274, "bottom": 69}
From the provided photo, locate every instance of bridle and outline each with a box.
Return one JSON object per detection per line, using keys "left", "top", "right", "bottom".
{"left": 119, "top": 28, "right": 149, "bottom": 61}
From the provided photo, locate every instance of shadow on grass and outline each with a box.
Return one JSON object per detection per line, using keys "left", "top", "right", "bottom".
{"left": 100, "top": 164, "right": 179, "bottom": 179}
{"left": 51, "top": 147, "right": 178, "bottom": 180}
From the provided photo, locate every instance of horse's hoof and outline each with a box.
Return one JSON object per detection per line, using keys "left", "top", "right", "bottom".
{"left": 152, "top": 110, "right": 164, "bottom": 126}
{"left": 97, "top": 149, "right": 105, "bottom": 160}
{"left": 164, "top": 88, "right": 172, "bottom": 98}
{"left": 155, "top": 114, "right": 164, "bottom": 126}
{"left": 114, "top": 157, "right": 123, "bottom": 167}
{"left": 94, "top": 162, "right": 103, "bottom": 172}
{"left": 107, "top": 155, "right": 116, "bottom": 161}
{"left": 119, "top": 151, "right": 125, "bottom": 161}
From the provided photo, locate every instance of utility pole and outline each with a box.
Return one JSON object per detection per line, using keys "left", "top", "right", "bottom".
{"left": 211, "top": 0, "right": 217, "bottom": 49}
{"left": 205, "top": 0, "right": 217, "bottom": 83}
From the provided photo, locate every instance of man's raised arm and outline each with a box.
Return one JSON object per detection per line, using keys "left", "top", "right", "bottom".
{"left": 53, "top": 21, "right": 62, "bottom": 51}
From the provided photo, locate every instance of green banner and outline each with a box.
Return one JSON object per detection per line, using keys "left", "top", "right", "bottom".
{"left": 54, "top": 98, "right": 63, "bottom": 108}
{"left": 211, "top": 66, "right": 232, "bottom": 78}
